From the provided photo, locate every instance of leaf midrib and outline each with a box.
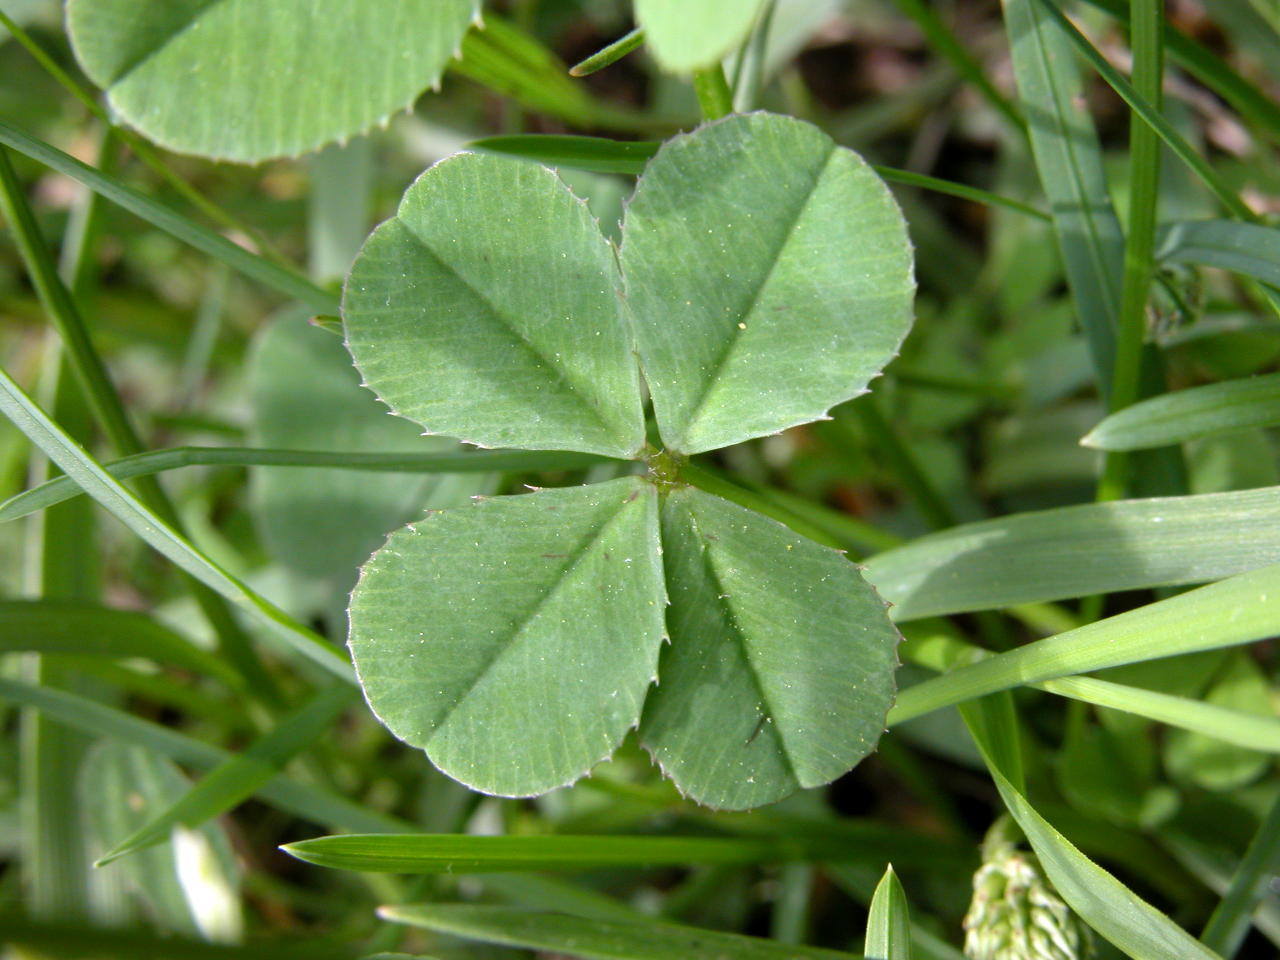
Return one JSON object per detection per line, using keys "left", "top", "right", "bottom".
{"left": 672, "top": 145, "right": 838, "bottom": 450}
{"left": 96, "top": 0, "right": 229, "bottom": 87}
{"left": 393, "top": 219, "right": 633, "bottom": 451}
{"left": 684, "top": 503, "right": 801, "bottom": 787}
{"left": 427, "top": 486, "right": 649, "bottom": 741}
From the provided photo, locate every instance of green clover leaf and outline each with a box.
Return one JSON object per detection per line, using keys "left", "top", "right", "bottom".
{"left": 67, "top": 0, "right": 478, "bottom": 163}
{"left": 344, "top": 112, "right": 915, "bottom": 808}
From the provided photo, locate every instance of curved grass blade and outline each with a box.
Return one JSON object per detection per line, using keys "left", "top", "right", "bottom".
{"left": 378, "top": 904, "right": 859, "bottom": 959}
{"left": 902, "top": 629, "right": 1280, "bottom": 751}
{"left": 0, "top": 364, "right": 352, "bottom": 683}
{"left": 1084, "top": 372, "right": 1280, "bottom": 451}
{"left": 1156, "top": 220, "right": 1280, "bottom": 288}
{"left": 0, "top": 446, "right": 612, "bottom": 523}
{"left": 889, "top": 561, "right": 1280, "bottom": 724}
{"left": 965, "top": 713, "right": 1223, "bottom": 959}
{"left": 1038, "top": 676, "right": 1280, "bottom": 753}
{"left": 0, "top": 599, "right": 239, "bottom": 687}
{"left": 569, "top": 28, "right": 645, "bottom": 77}
{"left": 0, "top": 120, "right": 336, "bottom": 313}
{"left": 0, "top": 677, "right": 405, "bottom": 834}
{"left": 864, "top": 486, "right": 1280, "bottom": 620}
{"left": 865, "top": 866, "right": 912, "bottom": 960}
{"left": 97, "top": 685, "right": 357, "bottom": 866}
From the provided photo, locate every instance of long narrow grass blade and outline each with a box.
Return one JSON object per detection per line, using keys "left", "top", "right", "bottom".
{"left": 0, "top": 445, "right": 612, "bottom": 523}
{"left": 965, "top": 714, "right": 1223, "bottom": 959}
{"left": 97, "top": 685, "right": 358, "bottom": 865}
{"left": 1001, "top": 0, "right": 1123, "bottom": 390}
{"left": 865, "top": 866, "right": 912, "bottom": 960}
{"left": 903, "top": 630, "right": 1280, "bottom": 750}
{"left": 1038, "top": 676, "right": 1280, "bottom": 753}
{"left": 1033, "top": 0, "right": 1254, "bottom": 221}
{"left": 0, "top": 599, "right": 239, "bottom": 687}
{"left": 1084, "top": 372, "right": 1280, "bottom": 451}
{"left": 865, "top": 487, "right": 1280, "bottom": 619}
{"left": 378, "top": 904, "right": 859, "bottom": 959}
{"left": 1080, "top": 0, "right": 1280, "bottom": 145}
{"left": 1200, "top": 794, "right": 1280, "bottom": 955}
{"left": 1156, "top": 220, "right": 1280, "bottom": 288}
{"left": 888, "top": 562, "right": 1280, "bottom": 724}
{"left": 285, "top": 832, "right": 889, "bottom": 874}
{"left": 0, "top": 365, "right": 353, "bottom": 683}
{"left": 0, "top": 677, "right": 405, "bottom": 833}
{"left": 0, "top": 120, "right": 336, "bottom": 313}
{"left": 1, "top": 917, "right": 355, "bottom": 960}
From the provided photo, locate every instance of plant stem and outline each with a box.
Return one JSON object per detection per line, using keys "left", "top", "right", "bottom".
{"left": 1097, "top": 0, "right": 1163, "bottom": 503}
{"left": 693, "top": 64, "right": 735, "bottom": 120}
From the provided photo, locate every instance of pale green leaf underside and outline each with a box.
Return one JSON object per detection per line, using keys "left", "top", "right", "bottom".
{"left": 348, "top": 478, "right": 666, "bottom": 796}
{"left": 634, "top": 0, "right": 769, "bottom": 72}
{"left": 864, "top": 486, "right": 1280, "bottom": 621}
{"left": 622, "top": 113, "right": 914, "bottom": 454}
{"left": 67, "top": 0, "right": 477, "bottom": 163}
{"left": 248, "top": 310, "right": 471, "bottom": 582}
{"left": 640, "top": 486, "right": 898, "bottom": 810}
{"left": 1083, "top": 372, "right": 1280, "bottom": 451}
{"left": 344, "top": 152, "right": 645, "bottom": 458}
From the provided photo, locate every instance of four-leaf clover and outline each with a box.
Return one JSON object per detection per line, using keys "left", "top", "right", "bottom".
{"left": 343, "top": 112, "right": 915, "bottom": 809}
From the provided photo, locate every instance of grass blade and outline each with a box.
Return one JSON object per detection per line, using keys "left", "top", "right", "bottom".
{"left": 865, "top": 487, "right": 1280, "bottom": 619}
{"left": 285, "top": 833, "right": 865, "bottom": 874}
{"left": 888, "top": 561, "right": 1280, "bottom": 724}
{"left": 1032, "top": 0, "right": 1254, "bottom": 222}
{"left": 469, "top": 133, "right": 1050, "bottom": 219}
{"left": 864, "top": 866, "right": 911, "bottom": 960}
{"left": 965, "top": 712, "right": 1223, "bottom": 959}
{"left": 569, "top": 28, "right": 645, "bottom": 77}
{"left": 1001, "top": 0, "right": 1123, "bottom": 390}
{"left": 1156, "top": 219, "right": 1280, "bottom": 288}
{"left": 0, "top": 120, "right": 336, "bottom": 314}
{"left": 1, "top": 917, "right": 356, "bottom": 959}
{"left": 0, "top": 677, "right": 405, "bottom": 834}
{"left": 0, "top": 445, "right": 613, "bottom": 523}
{"left": 904, "top": 629, "right": 1280, "bottom": 751}
{"left": 0, "top": 365, "right": 353, "bottom": 683}
{"left": 1200, "top": 793, "right": 1280, "bottom": 955}
{"left": 97, "top": 685, "right": 358, "bottom": 866}
{"left": 378, "top": 904, "right": 860, "bottom": 959}
{"left": 1037, "top": 676, "right": 1280, "bottom": 753}
{"left": 0, "top": 599, "right": 239, "bottom": 687}
{"left": 1084, "top": 372, "right": 1280, "bottom": 451}
{"left": 1080, "top": 0, "right": 1280, "bottom": 146}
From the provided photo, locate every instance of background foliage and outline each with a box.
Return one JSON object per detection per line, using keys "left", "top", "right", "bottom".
{"left": 1, "top": 1, "right": 1279, "bottom": 958}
